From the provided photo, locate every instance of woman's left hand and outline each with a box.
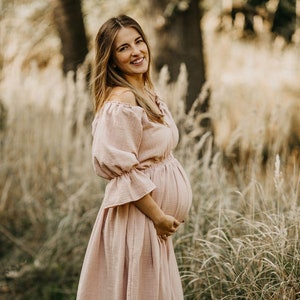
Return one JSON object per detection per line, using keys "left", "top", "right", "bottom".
{"left": 154, "top": 214, "right": 180, "bottom": 240}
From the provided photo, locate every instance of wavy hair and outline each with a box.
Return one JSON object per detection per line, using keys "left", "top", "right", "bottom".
{"left": 92, "top": 15, "right": 163, "bottom": 123}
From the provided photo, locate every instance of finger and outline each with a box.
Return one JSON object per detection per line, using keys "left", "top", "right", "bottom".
{"left": 159, "top": 234, "right": 168, "bottom": 240}
{"left": 173, "top": 219, "right": 181, "bottom": 227}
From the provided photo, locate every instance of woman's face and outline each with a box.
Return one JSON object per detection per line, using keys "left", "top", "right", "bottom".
{"left": 112, "top": 27, "right": 149, "bottom": 81}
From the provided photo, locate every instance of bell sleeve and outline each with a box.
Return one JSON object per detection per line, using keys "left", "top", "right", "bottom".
{"left": 91, "top": 102, "right": 156, "bottom": 208}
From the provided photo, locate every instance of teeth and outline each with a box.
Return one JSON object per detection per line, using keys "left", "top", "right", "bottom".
{"left": 132, "top": 58, "right": 143, "bottom": 64}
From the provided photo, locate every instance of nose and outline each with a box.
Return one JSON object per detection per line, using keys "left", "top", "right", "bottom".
{"left": 131, "top": 45, "right": 141, "bottom": 55}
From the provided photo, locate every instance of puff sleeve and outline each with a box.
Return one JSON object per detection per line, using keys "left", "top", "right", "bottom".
{"left": 92, "top": 102, "right": 156, "bottom": 208}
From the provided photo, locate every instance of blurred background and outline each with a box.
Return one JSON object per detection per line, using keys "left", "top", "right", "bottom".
{"left": 0, "top": 0, "right": 300, "bottom": 299}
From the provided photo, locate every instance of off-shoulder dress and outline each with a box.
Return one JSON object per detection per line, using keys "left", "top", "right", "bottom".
{"left": 76, "top": 97, "right": 192, "bottom": 300}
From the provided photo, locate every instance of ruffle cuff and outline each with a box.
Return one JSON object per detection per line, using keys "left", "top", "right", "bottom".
{"left": 102, "top": 169, "right": 156, "bottom": 209}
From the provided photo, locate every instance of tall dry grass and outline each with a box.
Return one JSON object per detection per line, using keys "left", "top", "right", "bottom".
{"left": 0, "top": 1, "right": 300, "bottom": 299}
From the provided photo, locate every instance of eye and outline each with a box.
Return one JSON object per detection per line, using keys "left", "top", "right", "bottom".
{"left": 136, "top": 38, "right": 144, "bottom": 44}
{"left": 119, "top": 45, "right": 128, "bottom": 52}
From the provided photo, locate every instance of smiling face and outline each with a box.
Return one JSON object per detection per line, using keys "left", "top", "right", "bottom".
{"left": 112, "top": 27, "right": 149, "bottom": 83}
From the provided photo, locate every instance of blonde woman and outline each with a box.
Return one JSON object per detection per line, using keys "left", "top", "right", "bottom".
{"left": 76, "top": 15, "right": 192, "bottom": 300}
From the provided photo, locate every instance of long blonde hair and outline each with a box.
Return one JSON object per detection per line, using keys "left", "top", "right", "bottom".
{"left": 92, "top": 15, "right": 164, "bottom": 123}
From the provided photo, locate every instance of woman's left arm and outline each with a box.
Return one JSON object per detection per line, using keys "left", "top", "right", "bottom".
{"left": 134, "top": 193, "right": 180, "bottom": 239}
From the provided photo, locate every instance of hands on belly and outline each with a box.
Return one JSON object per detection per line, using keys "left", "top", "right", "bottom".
{"left": 154, "top": 214, "right": 184, "bottom": 241}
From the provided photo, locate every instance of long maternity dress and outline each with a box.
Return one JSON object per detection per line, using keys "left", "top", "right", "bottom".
{"left": 76, "top": 97, "right": 192, "bottom": 300}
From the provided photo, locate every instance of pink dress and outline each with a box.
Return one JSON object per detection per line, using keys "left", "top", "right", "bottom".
{"left": 76, "top": 97, "right": 192, "bottom": 300}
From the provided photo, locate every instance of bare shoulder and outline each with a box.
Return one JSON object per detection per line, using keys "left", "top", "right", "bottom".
{"left": 108, "top": 87, "right": 137, "bottom": 106}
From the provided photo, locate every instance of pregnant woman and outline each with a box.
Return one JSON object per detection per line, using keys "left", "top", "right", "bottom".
{"left": 76, "top": 15, "right": 192, "bottom": 300}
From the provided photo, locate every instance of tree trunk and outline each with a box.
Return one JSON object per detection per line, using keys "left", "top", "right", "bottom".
{"left": 272, "top": 0, "right": 296, "bottom": 42}
{"left": 50, "top": 0, "right": 88, "bottom": 74}
{"left": 146, "top": 0, "right": 206, "bottom": 112}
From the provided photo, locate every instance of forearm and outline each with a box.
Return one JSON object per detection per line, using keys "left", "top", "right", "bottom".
{"left": 134, "top": 194, "right": 181, "bottom": 238}
{"left": 133, "top": 194, "right": 165, "bottom": 225}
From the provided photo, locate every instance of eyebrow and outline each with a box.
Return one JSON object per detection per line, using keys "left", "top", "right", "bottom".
{"left": 115, "top": 35, "right": 143, "bottom": 51}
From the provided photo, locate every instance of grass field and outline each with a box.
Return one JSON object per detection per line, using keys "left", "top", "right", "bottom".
{"left": 0, "top": 1, "right": 299, "bottom": 299}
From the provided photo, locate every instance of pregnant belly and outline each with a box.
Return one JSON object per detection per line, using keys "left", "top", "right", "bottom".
{"left": 145, "top": 157, "right": 192, "bottom": 221}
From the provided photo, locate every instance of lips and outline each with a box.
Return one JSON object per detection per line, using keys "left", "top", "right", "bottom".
{"left": 131, "top": 57, "right": 144, "bottom": 65}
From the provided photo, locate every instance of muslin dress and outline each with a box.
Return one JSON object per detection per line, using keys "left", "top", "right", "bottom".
{"left": 76, "top": 96, "right": 192, "bottom": 300}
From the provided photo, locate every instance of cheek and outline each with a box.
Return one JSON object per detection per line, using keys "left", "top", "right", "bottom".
{"left": 115, "top": 54, "right": 129, "bottom": 68}
{"left": 143, "top": 45, "right": 149, "bottom": 55}
{"left": 113, "top": 54, "right": 125, "bottom": 66}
